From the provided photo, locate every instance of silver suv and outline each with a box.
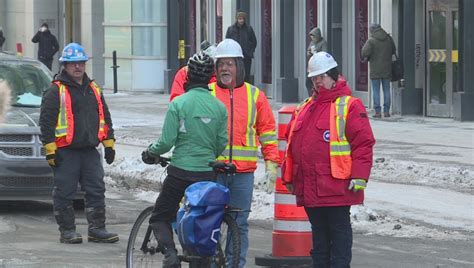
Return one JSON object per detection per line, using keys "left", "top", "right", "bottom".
{"left": 0, "top": 51, "right": 84, "bottom": 208}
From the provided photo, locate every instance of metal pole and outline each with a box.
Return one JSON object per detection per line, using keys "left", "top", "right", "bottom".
{"left": 111, "top": 50, "right": 120, "bottom": 94}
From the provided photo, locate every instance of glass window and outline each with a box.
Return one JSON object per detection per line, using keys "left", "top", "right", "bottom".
{"left": 131, "top": 0, "right": 167, "bottom": 57}
{"left": 132, "top": 27, "right": 167, "bottom": 56}
{"left": 105, "top": 0, "right": 131, "bottom": 22}
{"left": 132, "top": 0, "right": 166, "bottom": 23}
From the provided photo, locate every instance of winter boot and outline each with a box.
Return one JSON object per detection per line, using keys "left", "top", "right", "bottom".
{"left": 54, "top": 206, "right": 82, "bottom": 244}
{"left": 163, "top": 247, "right": 180, "bottom": 268}
{"left": 86, "top": 207, "right": 119, "bottom": 243}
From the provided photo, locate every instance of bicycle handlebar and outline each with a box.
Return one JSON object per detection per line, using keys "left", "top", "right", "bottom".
{"left": 209, "top": 161, "right": 236, "bottom": 175}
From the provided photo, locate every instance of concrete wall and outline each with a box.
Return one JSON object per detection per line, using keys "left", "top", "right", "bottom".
{"left": 81, "top": 0, "right": 105, "bottom": 86}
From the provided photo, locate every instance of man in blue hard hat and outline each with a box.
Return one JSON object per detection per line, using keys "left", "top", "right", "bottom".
{"left": 39, "top": 43, "right": 118, "bottom": 244}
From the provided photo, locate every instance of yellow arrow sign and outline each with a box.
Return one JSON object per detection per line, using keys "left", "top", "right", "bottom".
{"left": 429, "top": 49, "right": 446, "bottom": 62}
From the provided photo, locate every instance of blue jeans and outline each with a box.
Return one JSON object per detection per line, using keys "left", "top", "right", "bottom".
{"left": 305, "top": 206, "right": 352, "bottom": 268}
{"left": 216, "top": 172, "right": 254, "bottom": 268}
{"left": 371, "top": 79, "right": 391, "bottom": 113}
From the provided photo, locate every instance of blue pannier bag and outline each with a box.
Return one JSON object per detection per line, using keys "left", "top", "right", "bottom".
{"left": 177, "top": 181, "right": 230, "bottom": 256}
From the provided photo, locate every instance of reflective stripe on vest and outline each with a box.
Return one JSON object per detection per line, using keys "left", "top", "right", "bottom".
{"left": 54, "top": 81, "right": 107, "bottom": 147}
{"left": 209, "top": 82, "right": 261, "bottom": 162}
{"left": 329, "top": 96, "right": 356, "bottom": 179}
{"left": 90, "top": 81, "right": 107, "bottom": 141}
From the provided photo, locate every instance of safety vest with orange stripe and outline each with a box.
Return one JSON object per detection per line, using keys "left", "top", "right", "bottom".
{"left": 53, "top": 81, "right": 108, "bottom": 148}
{"left": 283, "top": 95, "right": 356, "bottom": 183}
{"left": 209, "top": 82, "right": 279, "bottom": 173}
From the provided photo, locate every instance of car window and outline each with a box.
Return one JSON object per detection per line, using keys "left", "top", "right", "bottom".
{"left": 0, "top": 61, "right": 52, "bottom": 107}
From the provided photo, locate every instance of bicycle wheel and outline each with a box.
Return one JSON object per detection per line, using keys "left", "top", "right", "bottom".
{"left": 212, "top": 213, "right": 241, "bottom": 268}
{"left": 126, "top": 206, "right": 162, "bottom": 268}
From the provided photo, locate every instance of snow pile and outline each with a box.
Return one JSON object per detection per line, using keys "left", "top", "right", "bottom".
{"left": 371, "top": 157, "right": 474, "bottom": 192}
{"left": 104, "top": 156, "right": 472, "bottom": 241}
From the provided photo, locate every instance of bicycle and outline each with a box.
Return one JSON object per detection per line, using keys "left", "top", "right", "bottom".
{"left": 126, "top": 156, "right": 242, "bottom": 268}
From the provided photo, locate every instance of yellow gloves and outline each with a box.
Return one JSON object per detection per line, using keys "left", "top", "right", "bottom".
{"left": 44, "top": 142, "right": 58, "bottom": 167}
{"left": 264, "top": 160, "right": 279, "bottom": 194}
{"left": 102, "top": 139, "right": 115, "bottom": 164}
{"left": 348, "top": 179, "right": 367, "bottom": 192}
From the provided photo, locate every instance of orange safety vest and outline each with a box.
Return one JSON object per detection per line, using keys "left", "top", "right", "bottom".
{"left": 283, "top": 95, "right": 356, "bottom": 182}
{"left": 54, "top": 81, "right": 108, "bottom": 148}
{"left": 209, "top": 82, "right": 278, "bottom": 172}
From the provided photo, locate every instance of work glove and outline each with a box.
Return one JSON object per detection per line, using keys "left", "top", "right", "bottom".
{"left": 348, "top": 179, "right": 367, "bottom": 192}
{"left": 284, "top": 183, "right": 293, "bottom": 193}
{"left": 44, "top": 142, "right": 60, "bottom": 167}
{"left": 141, "top": 148, "right": 160, "bottom": 165}
{"left": 102, "top": 139, "right": 115, "bottom": 165}
{"left": 264, "top": 160, "right": 279, "bottom": 194}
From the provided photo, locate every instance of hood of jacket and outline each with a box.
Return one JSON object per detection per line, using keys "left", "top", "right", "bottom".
{"left": 371, "top": 27, "right": 389, "bottom": 41}
{"left": 315, "top": 77, "right": 352, "bottom": 104}
{"left": 55, "top": 70, "right": 92, "bottom": 90}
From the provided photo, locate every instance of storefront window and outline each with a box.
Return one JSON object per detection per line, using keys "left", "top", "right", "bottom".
{"left": 131, "top": 0, "right": 167, "bottom": 57}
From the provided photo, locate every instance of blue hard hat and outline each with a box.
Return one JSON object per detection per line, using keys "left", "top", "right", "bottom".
{"left": 59, "top": 43, "right": 88, "bottom": 62}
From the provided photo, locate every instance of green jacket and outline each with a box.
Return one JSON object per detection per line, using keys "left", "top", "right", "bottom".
{"left": 361, "top": 28, "right": 396, "bottom": 79}
{"left": 149, "top": 86, "right": 228, "bottom": 172}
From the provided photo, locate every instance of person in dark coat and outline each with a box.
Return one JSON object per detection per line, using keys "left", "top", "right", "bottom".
{"left": 362, "top": 23, "right": 396, "bottom": 118}
{"left": 306, "top": 27, "right": 328, "bottom": 96}
{"left": 225, "top": 11, "right": 257, "bottom": 83}
{"left": 32, "top": 23, "right": 59, "bottom": 70}
{"left": 39, "top": 43, "right": 118, "bottom": 244}
{"left": 0, "top": 27, "right": 5, "bottom": 50}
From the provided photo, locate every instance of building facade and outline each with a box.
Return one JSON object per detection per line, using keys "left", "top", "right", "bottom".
{"left": 0, "top": 0, "right": 472, "bottom": 120}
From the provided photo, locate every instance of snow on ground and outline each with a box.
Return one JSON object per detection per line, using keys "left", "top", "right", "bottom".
{"left": 104, "top": 153, "right": 473, "bottom": 241}
{"left": 371, "top": 157, "right": 473, "bottom": 193}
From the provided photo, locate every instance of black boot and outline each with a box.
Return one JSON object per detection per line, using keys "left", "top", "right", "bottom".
{"left": 86, "top": 207, "right": 119, "bottom": 243}
{"left": 150, "top": 221, "right": 180, "bottom": 267}
{"left": 54, "top": 206, "right": 82, "bottom": 244}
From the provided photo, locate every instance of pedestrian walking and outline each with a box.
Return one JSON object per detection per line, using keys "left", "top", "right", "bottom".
{"left": 32, "top": 23, "right": 59, "bottom": 70}
{"left": 225, "top": 11, "right": 257, "bottom": 83}
{"left": 39, "top": 43, "right": 118, "bottom": 244}
{"left": 142, "top": 51, "right": 228, "bottom": 268}
{"left": 169, "top": 40, "right": 217, "bottom": 102}
{"left": 211, "top": 38, "right": 279, "bottom": 267}
{"left": 306, "top": 27, "right": 328, "bottom": 96}
{"left": 362, "top": 23, "right": 396, "bottom": 118}
{"left": 282, "top": 52, "right": 375, "bottom": 267}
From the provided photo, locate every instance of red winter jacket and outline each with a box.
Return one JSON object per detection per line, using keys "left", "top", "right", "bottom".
{"left": 285, "top": 78, "right": 375, "bottom": 207}
{"left": 169, "top": 66, "right": 217, "bottom": 102}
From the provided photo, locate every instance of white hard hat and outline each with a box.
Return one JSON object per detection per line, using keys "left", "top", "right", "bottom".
{"left": 307, "top": 52, "right": 338, "bottom": 78}
{"left": 214, "top": 39, "right": 244, "bottom": 59}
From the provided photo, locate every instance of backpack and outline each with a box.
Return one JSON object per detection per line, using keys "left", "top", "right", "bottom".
{"left": 176, "top": 181, "right": 230, "bottom": 256}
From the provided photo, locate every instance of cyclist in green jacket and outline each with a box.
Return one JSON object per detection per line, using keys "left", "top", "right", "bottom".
{"left": 141, "top": 51, "right": 228, "bottom": 268}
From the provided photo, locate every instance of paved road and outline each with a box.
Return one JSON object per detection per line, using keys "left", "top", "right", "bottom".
{"left": 1, "top": 189, "right": 473, "bottom": 268}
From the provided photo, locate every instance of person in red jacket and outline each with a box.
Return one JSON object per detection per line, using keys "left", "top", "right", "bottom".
{"left": 282, "top": 52, "right": 375, "bottom": 267}
{"left": 169, "top": 41, "right": 217, "bottom": 101}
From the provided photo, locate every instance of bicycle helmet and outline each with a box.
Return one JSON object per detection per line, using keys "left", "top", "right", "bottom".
{"left": 187, "top": 51, "right": 215, "bottom": 84}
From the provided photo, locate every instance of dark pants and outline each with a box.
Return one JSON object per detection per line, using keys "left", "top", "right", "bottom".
{"left": 149, "top": 174, "right": 195, "bottom": 248}
{"left": 243, "top": 57, "right": 252, "bottom": 83}
{"left": 39, "top": 56, "right": 53, "bottom": 70}
{"left": 305, "top": 206, "right": 352, "bottom": 268}
{"left": 52, "top": 147, "right": 105, "bottom": 211}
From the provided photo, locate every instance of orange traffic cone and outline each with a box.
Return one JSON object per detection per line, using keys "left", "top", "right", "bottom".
{"left": 255, "top": 106, "right": 312, "bottom": 266}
